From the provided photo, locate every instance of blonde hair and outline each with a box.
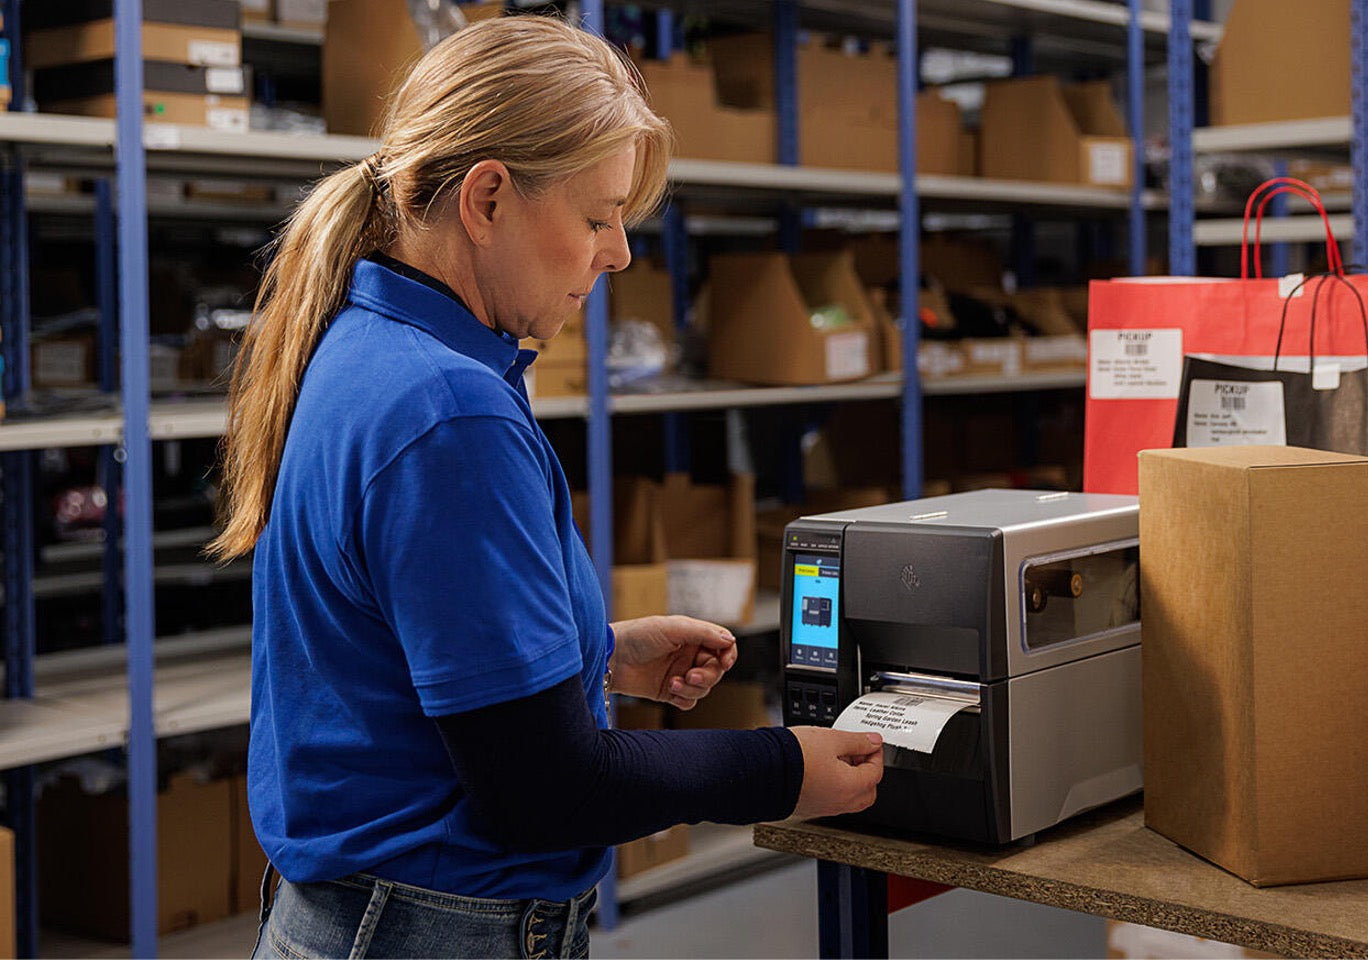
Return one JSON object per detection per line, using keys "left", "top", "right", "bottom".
{"left": 209, "top": 16, "right": 672, "bottom": 561}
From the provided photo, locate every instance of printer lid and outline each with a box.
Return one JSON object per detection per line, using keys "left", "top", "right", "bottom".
{"left": 801, "top": 489, "right": 1137, "bottom": 533}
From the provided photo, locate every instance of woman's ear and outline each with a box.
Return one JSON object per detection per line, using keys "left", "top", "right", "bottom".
{"left": 458, "top": 159, "right": 513, "bottom": 246}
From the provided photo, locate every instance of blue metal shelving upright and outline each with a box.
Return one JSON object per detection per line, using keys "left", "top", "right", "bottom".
{"left": 1352, "top": 0, "right": 1368, "bottom": 269}
{"left": 897, "top": 0, "right": 922, "bottom": 500}
{"left": 1168, "top": 0, "right": 1195, "bottom": 275}
{"left": 1127, "top": 0, "right": 1146, "bottom": 275}
{"left": 114, "top": 1, "right": 161, "bottom": 957}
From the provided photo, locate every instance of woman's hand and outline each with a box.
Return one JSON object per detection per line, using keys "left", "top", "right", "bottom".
{"left": 609, "top": 615, "right": 738, "bottom": 710}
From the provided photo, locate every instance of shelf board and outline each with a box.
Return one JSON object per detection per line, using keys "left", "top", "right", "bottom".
{"left": 616, "top": 822, "right": 793, "bottom": 904}
{"left": 0, "top": 629, "right": 253, "bottom": 771}
{"left": 0, "top": 370, "right": 1085, "bottom": 452}
{"left": 241, "top": 20, "right": 324, "bottom": 45}
{"left": 1194, "top": 213, "right": 1353, "bottom": 246}
{"left": 1192, "top": 117, "right": 1353, "bottom": 154}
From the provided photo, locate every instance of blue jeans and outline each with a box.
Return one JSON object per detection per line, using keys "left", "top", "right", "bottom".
{"left": 252, "top": 866, "right": 596, "bottom": 959}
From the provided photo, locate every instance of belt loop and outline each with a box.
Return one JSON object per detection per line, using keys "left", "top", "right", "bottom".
{"left": 258, "top": 863, "right": 279, "bottom": 926}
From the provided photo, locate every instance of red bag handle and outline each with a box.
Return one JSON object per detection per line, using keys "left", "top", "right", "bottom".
{"left": 1242, "top": 177, "right": 1343, "bottom": 279}
{"left": 1254, "top": 186, "right": 1343, "bottom": 277}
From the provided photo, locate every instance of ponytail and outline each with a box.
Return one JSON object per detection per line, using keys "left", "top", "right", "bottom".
{"left": 207, "top": 161, "right": 389, "bottom": 561}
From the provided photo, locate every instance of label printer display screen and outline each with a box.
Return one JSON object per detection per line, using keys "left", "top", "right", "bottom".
{"left": 790, "top": 554, "right": 840, "bottom": 668}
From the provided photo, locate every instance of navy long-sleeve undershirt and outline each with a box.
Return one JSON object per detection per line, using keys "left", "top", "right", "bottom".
{"left": 435, "top": 677, "right": 804, "bottom": 853}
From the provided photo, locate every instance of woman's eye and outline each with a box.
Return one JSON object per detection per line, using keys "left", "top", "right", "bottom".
{"left": 589, "top": 220, "right": 610, "bottom": 234}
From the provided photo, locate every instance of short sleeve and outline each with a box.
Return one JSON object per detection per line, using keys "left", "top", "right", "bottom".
{"left": 352, "top": 415, "right": 582, "bottom": 716}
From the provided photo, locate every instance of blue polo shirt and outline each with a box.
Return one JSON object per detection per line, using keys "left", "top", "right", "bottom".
{"left": 249, "top": 258, "right": 612, "bottom": 901}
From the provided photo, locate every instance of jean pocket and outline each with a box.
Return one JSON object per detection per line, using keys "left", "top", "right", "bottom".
{"left": 520, "top": 903, "right": 557, "bottom": 960}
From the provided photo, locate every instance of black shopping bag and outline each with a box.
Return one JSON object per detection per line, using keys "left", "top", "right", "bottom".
{"left": 1172, "top": 272, "right": 1368, "bottom": 455}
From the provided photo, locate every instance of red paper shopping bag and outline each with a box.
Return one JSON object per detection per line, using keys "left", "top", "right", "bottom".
{"left": 1084, "top": 178, "right": 1368, "bottom": 493}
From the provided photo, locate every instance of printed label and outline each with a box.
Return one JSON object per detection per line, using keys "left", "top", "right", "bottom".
{"left": 1088, "top": 142, "right": 1128, "bottom": 186}
{"left": 1186, "top": 379, "right": 1286, "bottom": 447}
{"left": 833, "top": 691, "right": 973, "bottom": 754}
{"left": 1089, "top": 329, "right": 1184, "bottom": 399}
{"left": 143, "top": 124, "right": 181, "bottom": 150}
{"left": 187, "top": 40, "right": 239, "bottom": 67}
{"left": 825, "top": 331, "right": 869, "bottom": 380}
{"left": 205, "top": 67, "right": 245, "bottom": 95}
{"left": 207, "top": 108, "right": 249, "bottom": 133}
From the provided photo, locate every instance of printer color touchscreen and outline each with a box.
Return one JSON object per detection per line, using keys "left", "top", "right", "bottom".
{"left": 790, "top": 554, "right": 840, "bottom": 668}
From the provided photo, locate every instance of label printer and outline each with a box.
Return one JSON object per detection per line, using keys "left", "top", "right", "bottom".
{"left": 781, "top": 489, "right": 1142, "bottom": 843}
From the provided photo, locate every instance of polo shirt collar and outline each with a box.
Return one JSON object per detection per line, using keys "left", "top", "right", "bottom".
{"left": 348, "top": 258, "right": 531, "bottom": 382}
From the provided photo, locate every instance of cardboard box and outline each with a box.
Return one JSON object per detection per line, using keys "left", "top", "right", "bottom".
{"left": 1209, "top": 0, "right": 1348, "bottom": 126}
{"left": 1021, "top": 333, "right": 1087, "bottom": 372}
{"left": 609, "top": 262, "right": 676, "bottom": 351}
{"left": 617, "top": 824, "right": 689, "bottom": 880}
{"left": 1138, "top": 446, "right": 1368, "bottom": 886}
{"left": 32, "top": 335, "right": 96, "bottom": 388}
{"left": 0, "top": 827, "right": 13, "bottom": 960}
{"left": 573, "top": 478, "right": 670, "bottom": 622}
{"left": 36, "top": 60, "right": 250, "bottom": 130}
{"left": 1106, "top": 920, "right": 1284, "bottom": 958}
{"left": 670, "top": 679, "right": 774, "bottom": 731}
{"left": 39, "top": 773, "right": 234, "bottom": 941}
{"left": 660, "top": 473, "right": 756, "bottom": 625}
{"left": 323, "top": 0, "right": 422, "bottom": 136}
{"left": 614, "top": 697, "right": 666, "bottom": 731}
{"left": 709, "top": 33, "right": 960, "bottom": 174}
{"left": 980, "top": 76, "right": 1131, "bottom": 189}
{"left": 26, "top": 21, "right": 241, "bottom": 70}
{"left": 240, "top": 0, "right": 273, "bottom": 24}
{"left": 709, "top": 250, "right": 877, "bottom": 386}
{"left": 525, "top": 359, "right": 585, "bottom": 399}
{"left": 230, "top": 776, "right": 269, "bottom": 916}
{"left": 635, "top": 51, "right": 774, "bottom": 164}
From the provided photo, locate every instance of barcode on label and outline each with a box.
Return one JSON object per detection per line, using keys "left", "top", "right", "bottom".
{"left": 1221, "top": 396, "right": 1246, "bottom": 411}
{"left": 1124, "top": 343, "right": 1149, "bottom": 357}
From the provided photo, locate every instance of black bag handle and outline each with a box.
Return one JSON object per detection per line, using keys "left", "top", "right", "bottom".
{"left": 1274, "top": 271, "right": 1368, "bottom": 372}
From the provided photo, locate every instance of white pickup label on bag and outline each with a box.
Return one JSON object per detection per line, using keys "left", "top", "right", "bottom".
{"left": 1186, "top": 379, "right": 1286, "bottom": 446}
{"left": 1089, "top": 329, "right": 1184, "bottom": 398}
{"left": 833, "top": 691, "right": 973, "bottom": 754}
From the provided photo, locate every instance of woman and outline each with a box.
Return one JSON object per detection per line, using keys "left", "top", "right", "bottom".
{"left": 211, "top": 16, "right": 883, "bottom": 959}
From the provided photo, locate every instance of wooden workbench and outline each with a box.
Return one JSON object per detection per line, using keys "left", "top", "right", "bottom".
{"left": 753, "top": 797, "right": 1368, "bottom": 958}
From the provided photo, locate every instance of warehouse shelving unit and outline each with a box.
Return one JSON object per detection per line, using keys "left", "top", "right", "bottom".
{"left": 0, "top": 0, "right": 1223, "bottom": 955}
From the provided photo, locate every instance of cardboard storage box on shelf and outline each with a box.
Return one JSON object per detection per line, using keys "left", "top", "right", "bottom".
{"left": 1105, "top": 920, "right": 1282, "bottom": 959}
{"left": 617, "top": 824, "right": 689, "bottom": 880}
{"left": 275, "top": 0, "right": 324, "bottom": 30}
{"left": 0, "top": 827, "right": 12, "bottom": 960}
{"left": 1138, "top": 446, "right": 1368, "bottom": 887}
{"left": 25, "top": 10, "right": 241, "bottom": 71}
{"left": 633, "top": 50, "right": 773, "bottom": 164}
{"left": 609, "top": 261, "right": 676, "bottom": 351}
{"left": 1208, "top": 0, "right": 1348, "bottom": 125}
{"left": 708, "top": 32, "right": 960, "bottom": 174}
{"left": 34, "top": 59, "right": 250, "bottom": 131}
{"left": 523, "top": 316, "right": 586, "bottom": 399}
{"left": 979, "top": 76, "right": 1131, "bottom": 189}
{"left": 32, "top": 335, "right": 96, "bottom": 388}
{"left": 231, "top": 776, "right": 269, "bottom": 916}
{"left": 572, "top": 478, "right": 669, "bottom": 623}
{"left": 324, "top": 0, "right": 502, "bottom": 136}
{"left": 709, "top": 250, "right": 876, "bottom": 386}
{"left": 240, "top": 0, "right": 273, "bottom": 24}
{"left": 661, "top": 472, "right": 756, "bottom": 626}
{"left": 38, "top": 773, "right": 234, "bottom": 941}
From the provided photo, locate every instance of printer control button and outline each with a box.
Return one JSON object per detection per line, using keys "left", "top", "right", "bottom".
{"left": 820, "top": 689, "right": 837, "bottom": 722}
{"left": 786, "top": 685, "right": 804, "bottom": 718}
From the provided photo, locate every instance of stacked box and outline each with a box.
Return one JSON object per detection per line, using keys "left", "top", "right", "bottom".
{"left": 26, "top": 0, "right": 248, "bottom": 131}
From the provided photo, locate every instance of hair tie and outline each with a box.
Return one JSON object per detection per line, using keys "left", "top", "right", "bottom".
{"left": 360, "top": 154, "right": 386, "bottom": 202}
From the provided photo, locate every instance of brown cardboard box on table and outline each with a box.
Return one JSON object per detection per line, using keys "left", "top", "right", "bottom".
{"left": 979, "top": 76, "right": 1131, "bottom": 189}
{"left": 1208, "top": 0, "right": 1348, "bottom": 125}
{"left": 1138, "top": 445, "right": 1368, "bottom": 887}
{"left": 38, "top": 773, "right": 234, "bottom": 941}
{"left": 573, "top": 478, "right": 669, "bottom": 623}
{"left": 709, "top": 250, "right": 877, "bottom": 386}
